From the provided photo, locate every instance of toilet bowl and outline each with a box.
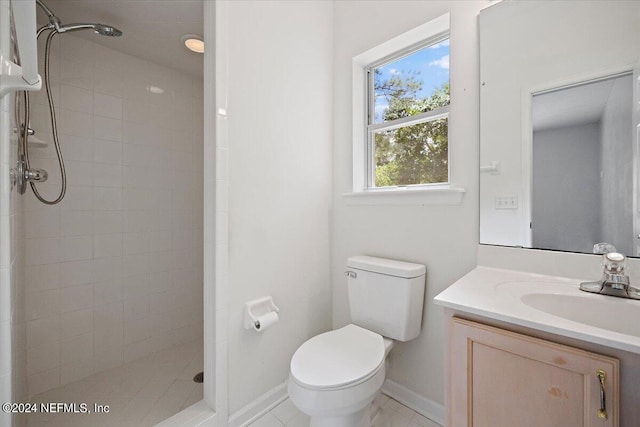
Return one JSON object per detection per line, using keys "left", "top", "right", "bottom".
{"left": 288, "top": 256, "right": 426, "bottom": 427}
{"left": 288, "top": 324, "right": 394, "bottom": 427}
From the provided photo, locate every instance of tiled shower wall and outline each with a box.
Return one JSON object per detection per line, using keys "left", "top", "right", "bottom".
{"left": 23, "top": 34, "right": 203, "bottom": 397}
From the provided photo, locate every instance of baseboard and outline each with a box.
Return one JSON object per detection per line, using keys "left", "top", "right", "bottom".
{"left": 228, "top": 382, "right": 288, "bottom": 427}
{"left": 381, "top": 379, "right": 445, "bottom": 426}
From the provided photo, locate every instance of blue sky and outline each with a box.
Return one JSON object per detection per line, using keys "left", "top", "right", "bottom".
{"left": 374, "top": 39, "right": 449, "bottom": 123}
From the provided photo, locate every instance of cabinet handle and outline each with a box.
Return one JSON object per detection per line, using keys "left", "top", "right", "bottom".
{"left": 596, "top": 369, "right": 608, "bottom": 420}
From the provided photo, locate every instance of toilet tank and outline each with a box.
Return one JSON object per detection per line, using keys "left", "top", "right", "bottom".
{"left": 346, "top": 256, "right": 426, "bottom": 342}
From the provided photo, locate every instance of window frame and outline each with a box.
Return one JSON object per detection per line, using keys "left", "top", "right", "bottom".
{"left": 351, "top": 14, "right": 453, "bottom": 196}
{"left": 366, "top": 33, "right": 451, "bottom": 190}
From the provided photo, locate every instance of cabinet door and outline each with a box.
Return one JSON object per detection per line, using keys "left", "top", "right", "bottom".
{"left": 450, "top": 318, "right": 619, "bottom": 427}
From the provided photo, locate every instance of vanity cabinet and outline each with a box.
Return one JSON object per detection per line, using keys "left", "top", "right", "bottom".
{"left": 449, "top": 318, "right": 620, "bottom": 427}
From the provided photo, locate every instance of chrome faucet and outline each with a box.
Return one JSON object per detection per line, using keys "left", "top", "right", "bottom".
{"left": 580, "top": 252, "right": 640, "bottom": 300}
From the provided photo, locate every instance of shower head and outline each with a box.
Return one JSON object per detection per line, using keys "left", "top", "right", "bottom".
{"left": 58, "top": 23, "right": 123, "bottom": 37}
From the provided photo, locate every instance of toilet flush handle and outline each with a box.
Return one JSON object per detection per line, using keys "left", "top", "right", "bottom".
{"left": 345, "top": 271, "right": 357, "bottom": 278}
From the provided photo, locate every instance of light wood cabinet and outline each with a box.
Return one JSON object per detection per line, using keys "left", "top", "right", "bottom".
{"left": 449, "top": 318, "right": 620, "bottom": 427}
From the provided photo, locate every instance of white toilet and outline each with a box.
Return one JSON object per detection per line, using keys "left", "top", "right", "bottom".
{"left": 288, "top": 256, "right": 426, "bottom": 427}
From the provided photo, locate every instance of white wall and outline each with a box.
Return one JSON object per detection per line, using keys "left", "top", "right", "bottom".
{"left": 224, "top": 0, "right": 333, "bottom": 415}
{"left": 22, "top": 34, "right": 203, "bottom": 397}
{"left": 600, "top": 75, "right": 633, "bottom": 255}
{"left": 532, "top": 123, "right": 601, "bottom": 253}
{"left": 0, "top": 2, "right": 27, "bottom": 425}
{"left": 332, "top": 0, "right": 488, "bottom": 409}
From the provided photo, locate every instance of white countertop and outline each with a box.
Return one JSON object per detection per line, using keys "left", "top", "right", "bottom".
{"left": 434, "top": 266, "right": 640, "bottom": 354}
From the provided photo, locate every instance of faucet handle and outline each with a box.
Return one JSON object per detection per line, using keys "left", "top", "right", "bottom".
{"left": 602, "top": 252, "right": 626, "bottom": 274}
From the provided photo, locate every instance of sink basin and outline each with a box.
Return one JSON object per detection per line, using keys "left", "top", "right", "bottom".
{"left": 522, "top": 293, "right": 640, "bottom": 338}
{"left": 434, "top": 267, "right": 640, "bottom": 354}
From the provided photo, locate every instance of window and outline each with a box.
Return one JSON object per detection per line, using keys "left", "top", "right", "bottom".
{"left": 350, "top": 14, "right": 452, "bottom": 196}
{"left": 367, "top": 37, "right": 450, "bottom": 189}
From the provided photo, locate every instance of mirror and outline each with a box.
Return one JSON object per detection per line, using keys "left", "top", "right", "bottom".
{"left": 479, "top": 0, "right": 640, "bottom": 257}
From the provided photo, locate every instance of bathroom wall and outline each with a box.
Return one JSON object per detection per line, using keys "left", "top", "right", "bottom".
{"left": 599, "top": 75, "right": 633, "bottom": 256}
{"left": 532, "top": 123, "right": 601, "bottom": 253}
{"left": 332, "top": 0, "right": 489, "bottom": 413}
{"left": 223, "top": 0, "right": 333, "bottom": 416}
{"left": 0, "top": 1, "right": 27, "bottom": 425}
{"left": 23, "top": 34, "right": 203, "bottom": 397}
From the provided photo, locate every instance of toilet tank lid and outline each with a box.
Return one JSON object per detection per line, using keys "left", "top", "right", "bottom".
{"left": 347, "top": 256, "right": 425, "bottom": 278}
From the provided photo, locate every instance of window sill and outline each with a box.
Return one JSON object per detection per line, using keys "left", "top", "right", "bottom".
{"left": 342, "top": 186, "right": 466, "bottom": 206}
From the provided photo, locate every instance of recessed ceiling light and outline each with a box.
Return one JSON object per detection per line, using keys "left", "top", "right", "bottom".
{"left": 182, "top": 34, "right": 204, "bottom": 54}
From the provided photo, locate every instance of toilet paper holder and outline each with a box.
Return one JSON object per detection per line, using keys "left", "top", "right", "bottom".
{"left": 243, "top": 296, "right": 280, "bottom": 331}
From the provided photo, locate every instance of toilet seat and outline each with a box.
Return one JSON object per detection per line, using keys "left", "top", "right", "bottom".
{"left": 290, "top": 324, "right": 385, "bottom": 391}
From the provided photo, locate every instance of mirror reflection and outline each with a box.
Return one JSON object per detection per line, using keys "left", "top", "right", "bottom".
{"left": 479, "top": 0, "right": 640, "bottom": 257}
{"left": 531, "top": 74, "right": 634, "bottom": 255}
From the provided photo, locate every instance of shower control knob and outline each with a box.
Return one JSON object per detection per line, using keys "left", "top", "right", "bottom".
{"left": 25, "top": 168, "right": 48, "bottom": 183}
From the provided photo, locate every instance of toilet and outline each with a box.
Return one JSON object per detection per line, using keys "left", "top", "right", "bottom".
{"left": 288, "top": 256, "right": 426, "bottom": 427}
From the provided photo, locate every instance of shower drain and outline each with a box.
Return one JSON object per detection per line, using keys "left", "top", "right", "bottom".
{"left": 193, "top": 372, "right": 204, "bottom": 383}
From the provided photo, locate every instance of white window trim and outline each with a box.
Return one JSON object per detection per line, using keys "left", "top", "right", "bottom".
{"left": 347, "top": 12, "right": 465, "bottom": 205}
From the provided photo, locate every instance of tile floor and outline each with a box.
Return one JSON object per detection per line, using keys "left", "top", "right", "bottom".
{"left": 24, "top": 340, "right": 203, "bottom": 427}
{"left": 250, "top": 393, "right": 442, "bottom": 427}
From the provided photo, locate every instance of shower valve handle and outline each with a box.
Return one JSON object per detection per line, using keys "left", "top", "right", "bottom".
{"left": 25, "top": 168, "right": 48, "bottom": 183}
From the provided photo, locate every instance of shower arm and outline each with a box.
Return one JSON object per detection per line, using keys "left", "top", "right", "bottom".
{"left": 36, "top": 0, "right": 62, "bottom": 32}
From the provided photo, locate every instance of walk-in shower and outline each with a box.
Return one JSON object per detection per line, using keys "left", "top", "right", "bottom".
{"left": 14, "top": 0, "right": 122, "bottom": 205}
{"left": 1, "top": 0, "right": 205, "bottom": 425}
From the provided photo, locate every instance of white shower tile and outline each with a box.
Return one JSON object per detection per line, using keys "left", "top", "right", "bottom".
{"left": 94, "top": 92, "right": 123, "bottom": 120}
{"left": 123, "top": 188, "right": 149, "bottom": 210}
{"left": 60, "top": 85, "right": 94, "bottom": 114}
{"left": 60, "top": 235, "right": 93, "bottom": 261}
{"left": 27, "top": 340, "right": 60, "bottom": 375}
{"left": 60, "top": 260, "right": 93, "bottom": 287}
{"left": 60, "top": 210, "right": 93, "bottom": 236}
{"left": 94, "top": 303, "right": 123, "bottom": 333}
{"left": 93, "top": 139, "right": 123, "bottom": 164}
{"left": 123, "top": 144, "right": 151, "bottom": 166}
{"left": 94, "top": 279, "right": 124, "bottom": 307}
{"left": 60, "top": 186, "right": 93, "bottom": 211}
{"left": 27, "top": 367, "right": 60, "bottom": 397}
{"left": 149, "top": 231, "right": 171, "bottom": 252}
{"left": 25, "top": 263, "right": 61, "bottom": 293}
{"left": 65, "top": 160, "right": 94, "bottom": 187}
{"left": 60, "top": 283, "right": 94, "bottom": 313}
{"left": 60, "top": 358, "right": 94, "bottom": 386}
{"left": 124, "top": 164, "right": 149, "bottom": 188}
{"left": 93, "top": 211, "right": 124, "bottom": 234}
{"left": 60, "top": 59, "right": 94, "bottom": 90}
{"left": 124, "top": 232, "right": 149, "bottom": 255}
{"left": 124, "top": 299, "right": 150, "bottom": 325}
{"left": 60, "top": 36, "right": 93, "bottom": 63}
{"left": 60, "top": 308, "right": 93, "bottom": 341}
{"left": 93, "top": 233, "right": 123, "bottom": 258}
{"left": 25, "top": 238, "right": 60, "bottom": 266}
{"left": 124, "top": 253, "right": 149, "bottom": 277}
{"left": 123, "top": 98, "right": 149, "bottom": 124}
{"left": 124, "top": 339, "right": 150, "bottom": 363}
{"left": 93, "top": 256, "right": 123, "bottom": 282}
{"left": 150, "top": 271, "right": 172, "bottom": 294}
{"left": 60, "top": 134, "right": 93, "bottom": 162}
{"left": 94, "top": 322, "right": 123, "bottom": 354}
{"left": 123, "top": 274, "right": 150, "bottom": 301}
{"left": 59, "top": 109, "right": 93, "bottom": 138}
{"left": 93, "top": 116, "right": 122, "bottom": 142}
{"left": 123, "top": 210, "right": 149, "bottom": 233}
{"left": 27, "top": 316, "right": 60, "bottom": 350}
{"left": 60, "top": 333, "right": 94, "bottom": 365}
{"left": 93, "top": 187, "right": 123, "bottom": 211}
{"left": 93, "top": 65, "right": 124, "bottom": 97}
{"left": 94, "top": 345, "right": 123, "bottom": 373}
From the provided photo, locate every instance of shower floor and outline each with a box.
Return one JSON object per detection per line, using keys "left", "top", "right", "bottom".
{"left": 25, "top": 340, "right": 203, "bottom": 427}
